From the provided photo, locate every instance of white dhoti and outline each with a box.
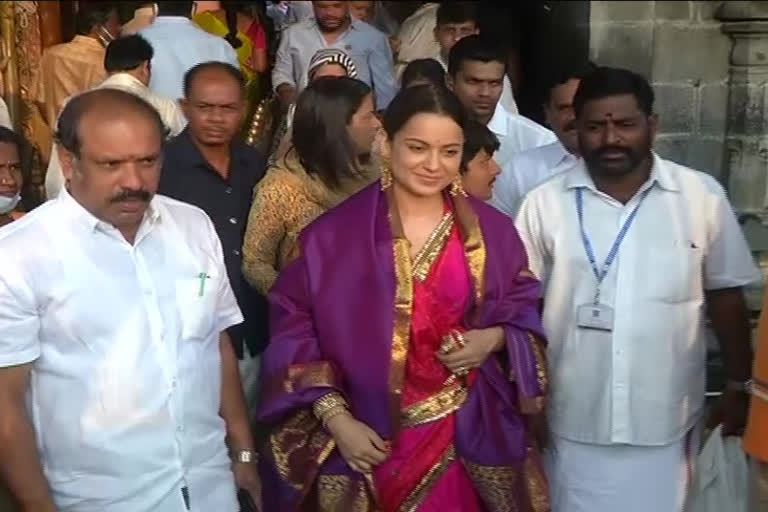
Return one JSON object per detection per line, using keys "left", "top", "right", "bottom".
{"left": 546, "top": 431, "right": 697, "bottom": 512}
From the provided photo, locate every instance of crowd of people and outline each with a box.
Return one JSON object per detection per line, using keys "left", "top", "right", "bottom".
{"left": 0, "top": 1, "right": 765, "bottom": 512}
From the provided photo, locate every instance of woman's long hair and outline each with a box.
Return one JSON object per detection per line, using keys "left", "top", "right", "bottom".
{"left": 291, "top": 77, "right": 372, "bottom": 189}
{"left": 221, "top": 1, "right": 245, "bottom": 49}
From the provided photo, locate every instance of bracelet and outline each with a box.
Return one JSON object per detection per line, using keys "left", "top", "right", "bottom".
{"left": 313, "top": 391, "right": 349, "bottom": 422}
{"left": 440, "top": 330, "right": 468, "bottom": 355}
{"left": 320, "top": 405, "right": 351, "bottom": 428}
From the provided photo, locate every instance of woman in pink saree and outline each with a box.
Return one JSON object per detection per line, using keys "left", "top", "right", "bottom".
{"left": 257, "top": 84, "right": 550, "bottom": 511}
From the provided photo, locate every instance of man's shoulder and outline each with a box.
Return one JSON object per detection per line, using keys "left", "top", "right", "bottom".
{"left": 0, "top": 201, "right": 62, "bottom": 250}
{"left": 508, "top": 113, "right": 555, "bottom": 138}
{"left": 154, "top": 194, "right": 213, "bottom": 229}
{"left": 509, "top": 142, "right": 563, "bottom": 167}
{"left": 657, "top": 156, "right": 725, "bottom": 196}
{"left": 352, "top": 19, "right": 387, "bottom": 39}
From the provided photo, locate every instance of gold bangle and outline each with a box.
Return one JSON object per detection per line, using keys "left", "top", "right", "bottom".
{"left": 321, "top": 405, "right": 351, "bottom": 428}
{"left": 313, "top": 391, "right": 349, "bottom": 420}
{"left": 440, "top": 330, "right": 468, "bottom": 354}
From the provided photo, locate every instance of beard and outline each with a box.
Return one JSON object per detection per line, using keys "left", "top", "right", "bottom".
{"left": 581, "top": 138, "right": 651, "bottom": 178}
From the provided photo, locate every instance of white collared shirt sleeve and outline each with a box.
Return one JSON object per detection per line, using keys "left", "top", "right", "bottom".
{"left": 515, "top": 192, "right": 549, "bottom": 284}
{"left": 204, "top": 216, "right": 244, "bottom": 333}
{"left": 491, "top": 157, "right": 523, "bottom": 218}
{"left": 702, "top": 177, "right": 761, "bottom": 290}
{"left": 0, "top": 266, "right": 40, "bottom": 367}
{"left": 272, "top": 26, "right": 296, "bottom": 90}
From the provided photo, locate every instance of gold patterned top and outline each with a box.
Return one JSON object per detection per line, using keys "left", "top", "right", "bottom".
{"left": 242, "top": 149, "right": 379, "bottom": 295}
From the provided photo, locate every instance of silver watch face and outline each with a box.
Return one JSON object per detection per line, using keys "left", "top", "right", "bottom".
{"left": 237, "top": 450, "right": 254, "bottom": 463}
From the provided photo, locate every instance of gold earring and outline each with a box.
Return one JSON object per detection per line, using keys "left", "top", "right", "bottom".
{"left": 380, "top": 159, "right": 393, "bottom": 190}
{"left": 449, "top": 174, "right": 467, "bottom": 197}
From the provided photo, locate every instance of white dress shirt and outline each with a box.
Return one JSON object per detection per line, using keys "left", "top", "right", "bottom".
{"left": 394, "top": 2, "right": 440, "bottom": 79}
{"left": 491, "top": 140, "right": 578, "bottom": 217}
{"left": 272, "top": 18, "right": 398, "bottom": 109}
{"left": 140, "top": 16, "right": 239, "bottom": 100}
{"left": 0, "top": 189, "right": 243, "bottom": 512}
{"left": 44, "top": 73, "right": 187, "bottom": 200}
{"left": 0, "top": 97, "right": 12, "bottom": 129}
{"left": 515, "top": 154, "right": 760, "bottom": 446}
{"left": 487, "top": 103, "right": 556, "bottom": 170}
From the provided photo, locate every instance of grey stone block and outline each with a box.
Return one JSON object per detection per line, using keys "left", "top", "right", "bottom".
{"left": 699, "top": 83, "right": 729, "bottom": 136}
{"left": 654, "top": 134, "right": 691, "bottom": 165}
{"left": 685, "top": 137, "right": 726, "bottom": 179}
{"left": 591, "top": 1, "right": 654, "bottom": 22}
{"left": 591, "top": 24, "right": 654, "bottom": 77}
{"left": 655, "top": 1, "right": 692, "bottom": 20}
{"left": 697, "top": 0, "right": 726, "bottom": 21}
{"left": 727, "top": 83, "right": 767, "bottom": 136}
{"left": 654, "top": 84, "right": 696, "bottom": 133}
{"left": 652, "top": 25, "right": 731, "bottom": 82}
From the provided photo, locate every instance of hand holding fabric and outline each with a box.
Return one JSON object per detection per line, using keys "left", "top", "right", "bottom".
{"left": 326, "top": 414, "right": 389, "bottom": 473}
{"left": 436, "top": 326, "right": 504, "bottom": 374}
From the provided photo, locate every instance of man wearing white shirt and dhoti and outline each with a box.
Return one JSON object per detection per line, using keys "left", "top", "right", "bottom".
{"left": 515, "top": 66, "right": 757, "bottom": 512}
{"left": 45, "top": 34, "right": 187, "bottom": 200}
{"left": 0, "top": 89, "right": 260, "bottom": 512}
{"left": 492, "top": 60, "right": 596, "bottom": 217}
{"left": 447, "top": 35, "right": 555, "bottom": 174}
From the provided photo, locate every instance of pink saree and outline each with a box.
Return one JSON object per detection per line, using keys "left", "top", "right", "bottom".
{"left": 374, "top": 208, "right": 483, "bottom": 511}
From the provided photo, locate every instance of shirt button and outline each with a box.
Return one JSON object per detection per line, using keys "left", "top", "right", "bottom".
{"left": 225, "top": 187, "right": 233, "bottom": 194}
{"left": 229, "top": 217, "right": 238, "bottom": 225}
{"left": 233, "top": 249, "right": 241, "bottom": 256}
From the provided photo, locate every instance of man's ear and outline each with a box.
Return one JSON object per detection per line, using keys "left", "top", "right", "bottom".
{"left": 445, "top": 74, "right": 455, "bottom": 92}
{"left": 58, "top": 145, "right": 76, "bottom": 181}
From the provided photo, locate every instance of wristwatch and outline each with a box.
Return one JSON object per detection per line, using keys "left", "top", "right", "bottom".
{"left": 234, "top": 449, "right": 257, "bottom": 464}
{"left": 725, "top": 379, "right": 753, "bottom": 394}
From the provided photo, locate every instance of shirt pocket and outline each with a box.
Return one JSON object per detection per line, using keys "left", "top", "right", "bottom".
{"left": 175, "top": 269, "right": 221, "bottom": 341}
{"left": 642, "top": 240, "right": 704, "bottom": 304}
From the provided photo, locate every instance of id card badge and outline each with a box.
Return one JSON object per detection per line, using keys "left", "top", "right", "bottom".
{"left": 577, "top": 303, "right": 614, "bottom": 331}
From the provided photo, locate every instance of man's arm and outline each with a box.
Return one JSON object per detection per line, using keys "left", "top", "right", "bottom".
{"left": 272, "top": 28, "right": 297, "bottom": 106}
{"left": 706, "top": 287, "right": 753, "bottom": 435}
{"left": 367, "top": 31, "right": 398, "bottom": 110}
{"left": 0, "top": 364, "right": 55, "bottom": 512}
{"left": 219, "top": 331, "right": 261, "bottom": 509}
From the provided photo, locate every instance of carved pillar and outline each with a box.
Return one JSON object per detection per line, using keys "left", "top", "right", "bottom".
{"left": 0, "top": 1, "right": 20, "bottom": 129}
{"left": 718, "top": 2, "right": 768, "bottom": 220}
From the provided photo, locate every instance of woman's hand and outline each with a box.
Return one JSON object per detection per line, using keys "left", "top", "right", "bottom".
{"left": 326, "top": 413, "right": 389, "bottom": 473}
{"left": 437, "top": 327, "right": 504, "bottom": 374}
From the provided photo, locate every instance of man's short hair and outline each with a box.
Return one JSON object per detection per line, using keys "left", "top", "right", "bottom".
{"left": 401, "top": 58, "right": 446, "bottom": 89}
{"left": 183, "top": 62, "right": 246, "bottom": 98}
{"left": 436, "top": 1, "right": 479, "bottom": 27}
{"left": 460, "top": 120, "right": 500, "bottom": 173}
{"left": 55, "top": 89, "right": 167, "bottom": 158}
{"left": 156, "top": 1, "right": 193, "bottom": 17}
{"left": 545, "top": 60, "right": 597, "bottom": 103}
{"left": 0, "top": 127, "right": 23, "bottom": 154}
{"left": 573, "top": 66, "right": 655, "bottom": 118}
{"left": 104, "top": 35, "right": 154, "bottom": 73}
{"left": 448, "top": 35, "right": 506, "bottom": 77}
{"left": 75, "top": 2, "right": 116, "bottom": 35}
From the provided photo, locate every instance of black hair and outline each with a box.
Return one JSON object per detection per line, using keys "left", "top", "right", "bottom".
{"left": 573, "top": 66, "right": 655, "bottom": 118}
{"left": 545, "top": 60, "right": 597, "bottom": 103}
{"left": 104, "top": 35, "right": 154, "bottom": 73}
{"left": 436, "top": 1, "right": 479, "bottom": 27}
{"left": 382, "top": 84, "right": 467, "bottom": 140}
{"left": 55, "top": 89, "right": 167, "bottom": 158}
{"left": 0, "top": 127, "right": 23, "bottom": 155}
{"left": 291, "top": 77, "right": 372, "bottom": 189}
{"left": 401, "top": 59, "right": 446, "bottom": 89}
{"left": 183, "top": 61, "right": 246, "bottom": 98}
{"left": 221, "top": 1, "right": 244, "bottom": 49}
{"left": 460, "top": 120, "right": 499, "bottom": 174}
{"left": 156, "top": 1, "right": 193, "bottom": 17}
{"left": 76, "top": 3, "right": 117, "bottom": 35}
{"left": 447, "top": 35, "right": 506, "bottom": 77}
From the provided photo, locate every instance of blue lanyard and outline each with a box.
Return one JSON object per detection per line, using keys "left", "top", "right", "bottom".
{"left": 575, "top": 186, "right": 652, "bottom": 303}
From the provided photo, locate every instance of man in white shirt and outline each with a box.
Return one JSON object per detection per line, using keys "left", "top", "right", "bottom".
{"left": 492, "top": 60, "right": 596, "bottom": 217}
{"left": 515, "top": 67, "right": 758, "bottom": 512}
{"left": 432, "top": 2, "right": 517, "bottom": 114}
{"left": 140, "top": 1, "right": 239, "bottom": 100}
{"left": 0, "top": 89, "right": 261, "bottom": 512}
{"left": 393, "top": 2, "right": 439, "bottom": 79}
{"left": 447, "top": 35, "right": 555, "bottom": 170}
{"left": 45, "top": 34, "right": 187, "bottom": 200}
{"left": 121, "top": 2, "right": 157, "bottom": 35}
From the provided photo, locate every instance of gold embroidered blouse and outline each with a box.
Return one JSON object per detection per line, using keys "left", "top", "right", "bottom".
{"left": 242, "top": 150, "right": 378, "bottom": 295}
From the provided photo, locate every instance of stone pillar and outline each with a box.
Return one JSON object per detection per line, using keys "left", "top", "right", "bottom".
{"left": 718, "top": 2, "right": 768, "bottom": 304}
{"left": 718, "top": 2, "right": 768, "bottom": 219}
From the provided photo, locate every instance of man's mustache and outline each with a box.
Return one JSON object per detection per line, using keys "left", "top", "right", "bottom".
{"left": 110, "top": 189, "right": 151, "bottom": 203}
{"left": 594, "top": 145, "right": 632, "bottom": 158}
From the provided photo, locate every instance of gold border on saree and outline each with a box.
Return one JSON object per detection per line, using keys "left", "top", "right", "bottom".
{"left": 411, "top": 212, "right": 454, "bottom": 282}
{"left": 400, "top": 445, "right": 457, "bottom": 512}
{"left": 400, "top": 385, "right": 468, "bottom": 427}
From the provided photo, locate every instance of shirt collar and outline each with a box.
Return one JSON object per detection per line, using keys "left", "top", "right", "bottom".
{"left": 100, "top": 73, "right": 147, "bottom": 92}
{"left": 565, "top": 152, "right": 680, "bottom": 193}
{"left": 486, "top": 102, "right": 508, "bottom": 137}
{"left": 170, "top": 128, "right": 250, "bottom": 173}
{"left": 71, "top": 35, "right": 104, "bottom": 49}
{"left": 58, "top": 185, "right": 162, "bottom": 235}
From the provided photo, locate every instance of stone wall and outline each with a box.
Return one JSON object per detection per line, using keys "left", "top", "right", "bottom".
{"left": 589, "top": 1, "right": 730, "bottom": 180}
